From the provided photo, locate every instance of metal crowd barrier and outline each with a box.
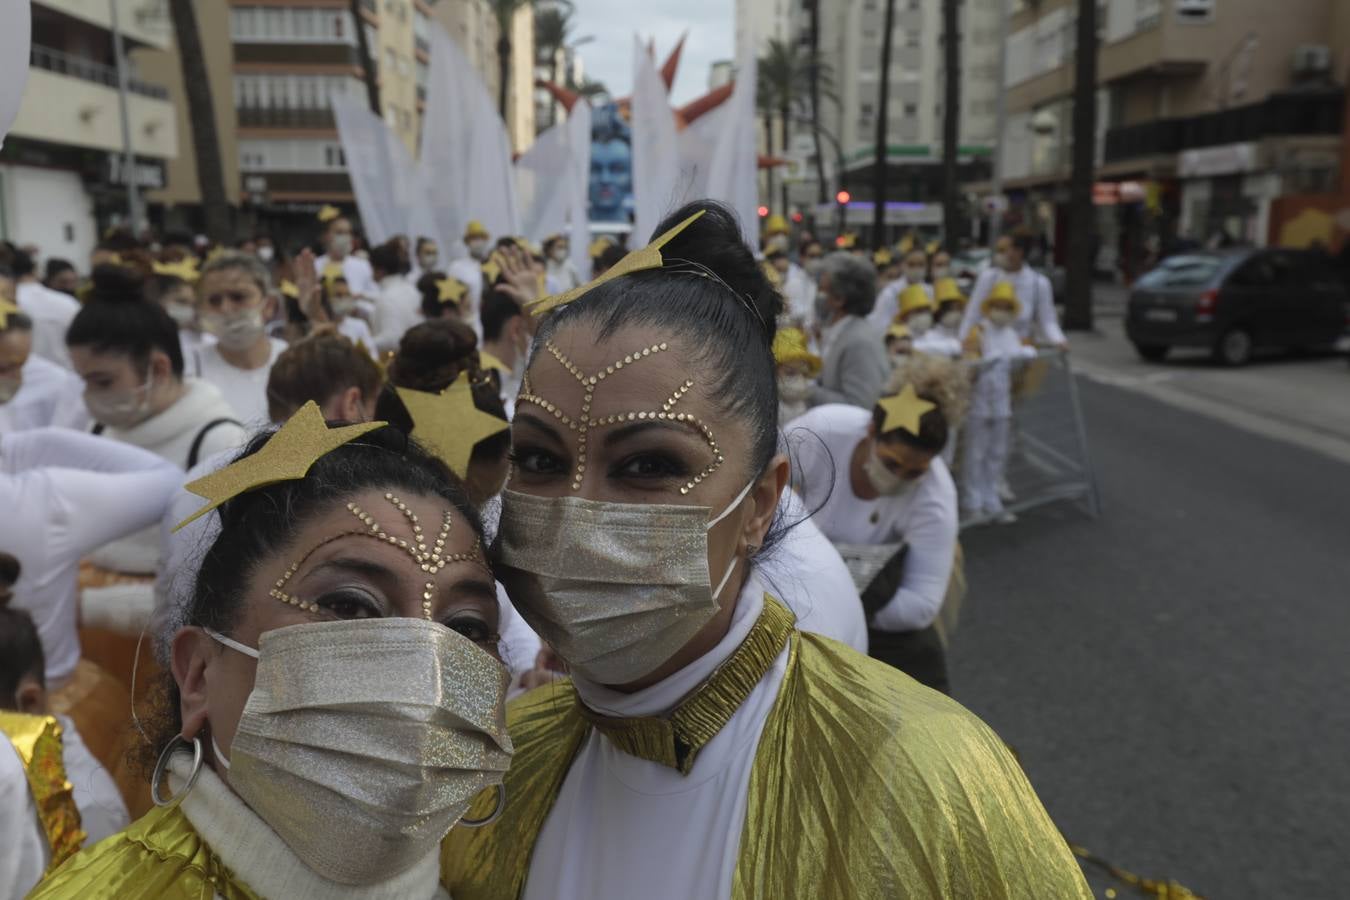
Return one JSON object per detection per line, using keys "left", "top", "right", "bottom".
{"left": 956, "top": 348, "right": 1101, "bottom": 527}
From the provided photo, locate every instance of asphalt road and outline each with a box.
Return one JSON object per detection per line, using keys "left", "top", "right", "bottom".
{"left": 948, "top": 376, "right": 1350, "bottom": 899}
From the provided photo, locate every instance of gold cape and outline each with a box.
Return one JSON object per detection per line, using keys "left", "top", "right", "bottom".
{"left": 0, "top": 712, "right": 85, "bottom": 873}
{"left": 27, "top": 803, "right": 261, "bottom": 900}
{"left": 442, "top": 603, "right": 1091, "bottom": 899}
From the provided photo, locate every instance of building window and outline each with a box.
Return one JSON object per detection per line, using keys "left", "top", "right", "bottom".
{"left": 903, "top": 102, "right": 917, "bottom": 117}
{"left": 324, "top": 144, "right": 346, "bottom": 168}
{"left": 230, "top": 6, "right": 356, "bottom": 44}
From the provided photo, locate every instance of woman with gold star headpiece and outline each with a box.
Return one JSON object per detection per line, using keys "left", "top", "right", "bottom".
{"left": 442, "top": 200, "right": 1091, "bottom": 900}
{"left": 30, "top": 408, "right": 514, "bottom": 899}
{"left": 788, "top": 354, "right": 970, "bottom": 692}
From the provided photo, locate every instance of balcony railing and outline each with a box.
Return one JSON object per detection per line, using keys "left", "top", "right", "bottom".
{"left": 237, "top": 107, "right": 338, "bottom": 130}
{"left": 1105, "top": 88, "right": 1344, "bottom": 164}
{"left": 30, "top": 44, "right": 169, "bottom": 100}
{"left": 242, "top": 170, "right": 353, "bottom": 197}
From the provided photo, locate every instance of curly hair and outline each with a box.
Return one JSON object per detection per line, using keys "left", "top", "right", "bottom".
{"left": 873, "top": 354, "right": 972, "bottom": 454}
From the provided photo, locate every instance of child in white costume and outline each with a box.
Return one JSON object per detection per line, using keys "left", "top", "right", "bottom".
{"left": 962, "top": 280, "right": 1036, "bottom": 523}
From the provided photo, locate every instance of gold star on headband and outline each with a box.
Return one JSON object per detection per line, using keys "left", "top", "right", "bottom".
{"left": 588, "top": 237, "right": 610, "bottom": 259}
{"left": 318, "top": 205, "right": 341, "bottom": 223}
{"left": 397, "top": 373, "right": 509, "bottom": 479}
{"left": 437, "top": 277, "right": 467, "bottom": 304}
{"left": 152, "top": 259, "right": 200, "bottom": 283}
{"left": 279, "top": 279, "right": 300, "bottom": 300}
{"left": 481, "top": 254, "right": 502, "bottom": 284}
{"left": 0, "top": 298, "right": 20, "bottom": 329}
{"left": 528, "top": 209, "right": 706, "bottom": 317}
{"left": 174, "top": 401, "right": 385, "bottom": 531}
{"left": 877, "top": 384, "right": 937, "bottom": 437}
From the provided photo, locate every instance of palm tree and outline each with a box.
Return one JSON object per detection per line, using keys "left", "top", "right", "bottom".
{"left": 806, "top": 0, "right": 828, "bottom": 205}
{"left": 534, "top": 6, "right": 571, "bottom": 126}
{"left": 350, "top": 0, "right": 380, "bottom": 114}
{"left": 940, "top": 0, "right": 961, "bottom": 247}
{"left": 574, "top": 79, "right": 609, "bottom": 102}
{"left": 166, "top": 0, "right": 230, "bottom": 241}
{"left": 1064, "top": 0, "right": 1098, "bottom": 330}
{"left": 872, "top": 0, "right": 897, "bottom": 249}
{"left": 489, "top": 0, "right": 532, "bottom": 122}
{"left": 758, "top": 39, "right": 834, "bottom": 216}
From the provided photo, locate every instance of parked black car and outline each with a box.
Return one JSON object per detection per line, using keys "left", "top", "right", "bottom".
{"left": 1126, "top": 248, "right": 1349, "bottom": 365}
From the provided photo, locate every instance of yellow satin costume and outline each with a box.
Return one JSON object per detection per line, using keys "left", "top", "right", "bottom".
{"left": 0, "top": 712, "right": 85, "bottom": 872}
{"left": 27, "top": 802, "right": 261, "bottom": 899}
{"left": 442, "top": 596, "right": 1091, "bottom": 899}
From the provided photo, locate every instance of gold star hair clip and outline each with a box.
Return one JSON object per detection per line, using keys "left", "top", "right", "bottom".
{"left": 317, "top": 205, "right": 342, "bottom": 223}
{"left": 152, "top": 259, "right": 200, "bottom": 283}
{"left": 481, "top": 253, "right": 503, "bottom": 284}
{"left": 321, "top": 262, "right": 345, "bottom": 290}
{"left": 877, "top": 384, "right": 937, "bottom": 437}
{"left": 279, "top": 279, "right": 300, "bottom": 300}
{"left": 174, "top": 401, "right": 386, "bottom": 531}
{"left": 588, "top": 237, "right": 611, "bottom": 259}
{"left": 437, "top": 277, "right": 467, "bottom": 305}
{"left": 0, "top": 298, "right": 21, "bottom": 330}
{"left": 528, "top": 210, "right": 706, "bottom": 318}
{"left": 397, "top": 371, "right": 510, "bottom": 479}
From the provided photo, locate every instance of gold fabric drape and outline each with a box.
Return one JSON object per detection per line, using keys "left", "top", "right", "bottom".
{"left": 0, "top": 712, "right": 85, "bottom": 872}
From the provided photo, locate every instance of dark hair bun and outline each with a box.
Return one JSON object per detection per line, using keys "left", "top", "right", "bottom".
{"left": 0, "top": 552, "right": 19, "bottom": 606}
{"left": 654, "top": 200, "right": 782, "bottom": 340}
{"left": 90, "top": 262, "right": 151, "bottom": 304}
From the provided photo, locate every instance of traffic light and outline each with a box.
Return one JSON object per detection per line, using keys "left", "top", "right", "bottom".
{"left": 757, "top": 205, "right": 769, "bottom": 217}
{"left": 835, "top": 190, "right": 851, "bottom": 205}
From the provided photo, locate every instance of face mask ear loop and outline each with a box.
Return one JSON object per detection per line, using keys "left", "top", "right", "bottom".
{"left": 204, "top": 627, "right": 261, "bottom": 660}
{"left": 706, "top": 477, "right": 758, "bottom": 531}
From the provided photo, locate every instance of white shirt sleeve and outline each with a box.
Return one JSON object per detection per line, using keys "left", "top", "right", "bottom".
{"left": 0, "top": 428, "right": 183, "bottom": 561}
{"left": 1032, "top": 273, "right": 1067, "bottom": 346}
{"left": 871, "top": 476, "right": 958, "bottom": 633}
{"left": 0, "top": 738, "right": 49, "bottom": 898}
{"left": 960, "top": 270, "right": 996, "bottom": 340}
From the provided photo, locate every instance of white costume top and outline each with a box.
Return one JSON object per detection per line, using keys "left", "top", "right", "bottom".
{"left": 16, "top": 281, "right": 80, "bottom": 370}
{"left": 0, "top": 735, "right": 48, "bottom": 898}
{"left": 193, "top": 338, "right": 286, "bottom": 428}
{"left": 313, "top": 254, "right": 379, "bottom": 301}
{"left": 0, "top": 429, "right": 180, "bottom": 683}
{"left": 787, "top": 404, "right": 957, "bottom": 633}
{"left": 914, "top": 329, "right": 963, "bottom": 358}
{"left": 868, "top": 278, "right": 932, "bottom": 331}
{"left": 523, "top": 578, "right": 785, "bottom": 900}
{"left": 336, "top": 316, "right": 375, "bottom": 355}
{"left": 759, "top": 489, "right": 867, "bottom": 653}
{"left": 171, "top": 756, "right": 449, "bottom": 900}
{"left": 961, "top": 266, "right": 1067, "bottom": 346}
{"left": 0, "top": 354, "right": 88, "bottom": 434}
{"left": 968, "top": 319, "right": 1037, "bottom": 420}
{"left": 59, "top": 714, "right": 130, "bottom": 845}
{"left": 781, "top": 261, "right": 817, "bottom": 327}
{"left": 446, "top": 257, "right": 485, "bottom": 339}
{"left": 373, "top": 275, "right": 425, "bottom": 353}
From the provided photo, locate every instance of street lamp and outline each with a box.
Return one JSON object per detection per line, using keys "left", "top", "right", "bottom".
{"left": 109, "top": 0, "right": 143, "bottom": 234}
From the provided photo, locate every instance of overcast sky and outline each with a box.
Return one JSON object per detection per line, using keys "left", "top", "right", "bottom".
{"left": 567, "top": 0, "right": 735, "bottom": 106}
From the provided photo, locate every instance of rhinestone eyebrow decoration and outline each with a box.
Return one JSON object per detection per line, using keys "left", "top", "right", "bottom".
{"left": 516, "top": 340, "right": 726, "bottom": 494}
{"left": 267, "top": 493, "right": 485, "bottom": 620}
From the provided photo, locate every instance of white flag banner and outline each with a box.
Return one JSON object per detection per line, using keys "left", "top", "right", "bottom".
{"left": 0, "top": 0, "right": 32, "bottom": 149}
{"left": 517, "top": 120, "right": 571, "bottom": 244}
{"left": 630, "top": 37, "right": 680, "bottom": 244}
{"left": 704, "top": 44, "right": 759, "bottom": 250}
{"left": 420, "top": 26, "right": 520, "bottom": 258}
{"left": 673, "top": 103, "right": 728, "bottom": 207}
{"left": 565, "top": 101, "right": 593, "bottom": 278}
{"left": 332, "top": 97, "right": 403, "bottom": 245}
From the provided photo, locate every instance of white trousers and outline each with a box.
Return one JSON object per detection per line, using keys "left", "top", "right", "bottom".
{"left": 962, "top": 415, "right": 1012, "bottom": 514}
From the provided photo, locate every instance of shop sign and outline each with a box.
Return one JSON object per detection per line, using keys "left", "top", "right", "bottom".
{"left": 1178, "top": 143, "right": 1257, "bottom": 178}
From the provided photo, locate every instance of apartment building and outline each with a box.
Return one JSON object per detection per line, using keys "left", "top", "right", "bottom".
{"left": 146, "top": 0, "right": 533, "bottom": 240}
{"left": 990, "top": 0, "right": 1347, "bottom": 274}
{"left": 1, "top": 0, "right": 179, "bottom": 265}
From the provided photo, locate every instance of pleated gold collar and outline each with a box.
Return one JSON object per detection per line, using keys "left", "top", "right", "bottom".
{"left": 578, "top": 596, "right": 795, "bottom": 775}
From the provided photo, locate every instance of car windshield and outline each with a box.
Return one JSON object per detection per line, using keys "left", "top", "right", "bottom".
{"left": 1136, "top": 255, "right": 1225, "bottom": 289}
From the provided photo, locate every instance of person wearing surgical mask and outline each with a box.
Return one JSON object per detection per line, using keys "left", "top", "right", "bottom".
{"left": 961, "top": 280, "right": 1037, "bottom": 525}
{"left": 31, "top": 421, "right": 513, "bottom": 899}
{"left": 149, "top": 272, "right": 214, "bottom": 375}
{"left": 447, "top": 221, "right": 491, "bottom": 338}
{"left": 320, "top": 276, "right": 377, "bottom": 352}
{"left": 772, "top": 327, "right": 819, "bottom": 425}
{"left": 409, "top": 236, "right": 440, "bottom": 283}
{"left": 478, "top": 288, "right": 533, "bottom": 414}
{"left": 443, "top": 201, "right": 1092, "bottom": 900}
{"left": 962, "top": 232, "right": 1067, "bottom": 350}
{"left": 868, "top": 249, "right": 933, "bottom": 330}
{"left": 194, "top": 252, "right": 288, "bottom": 427}
{"left": 313, "top": 215, "right": 379, "bottom": 316}
{"left": 543, "top": 235, "right": 581, "bottom": 292}
{"left": 254, "top": 237, "right": 276, "bottom": 266}
{"left": 929, "top": 249, "right": 952, "bottom": 282}
{"left": 787, "top": 354, "right": 970, "bottom": 693}
{"left": 0, "top": 304, "right": 88, "bottom": 434}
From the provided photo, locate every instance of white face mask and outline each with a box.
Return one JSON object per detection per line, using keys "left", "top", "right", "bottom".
{"left": 329, "top": 234, "right": 353, "bottom": 257}
{"left": 550, "top": 247, "right": 569, "bottom": 263}
{"left": 905, "top": 267, "right": 927, "bottom": 283}
{"left": 863, "top": 449, "right": 916, "bottom": 497}
{"left": 204, "top": 618, "right": 512, "bottom": 885}
{"left": 84, "top": 367, "right": 155, "bottom": 430}
{"left": 202, "top": 308, "right": 267, "bottom": 352}
{"left": 766, "top": 234, "right": 789, "bottom": 253}
{"left": 778, "top": 373, "right": 813, "bottom": 403}
{"left": 419, "top": 252, "right": 439, "bottom": 270}
{"left": 256, "top": 246, "right": 275, "bottom": 263}
{"left": 939, "top": 309, "right": 963, "bottom": 330}
{"left": 331, "top": 295, "right": 357, "bottom": 318}
{"left": 931, "top": 265, "right": 950, "bottom": 280}
{"left": 165, "top": 302, "right": 196, "bottom": 328}
{"left": 0, "top": 376, "right": 20, "bottom": 405}
{"left": 905, "top": 310, "right": 934, "bottom": 336}
{"left": 889, "top": 349, "right": 911, "bottom": 368}
{"left": 467, "top": 238, "right": 489, "bottom": 260}
{"left": 993, "top": 251, "right": 1009, "bottom": 271}
{"left": 495, "top": 479, "right": 757, "bottom": 685}
{"left": 803, "top": 258, "right": 823, "bottom": 277}
{"left": 988, "top": 309, "right": 1016, "bottom": 328}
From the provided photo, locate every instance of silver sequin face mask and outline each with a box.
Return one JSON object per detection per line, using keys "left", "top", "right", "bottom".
{"left": 206, "top": 618, "right": 513, "bottom": 885}
{"left": 494, "top": 478, "right": 755, "bottom": 686}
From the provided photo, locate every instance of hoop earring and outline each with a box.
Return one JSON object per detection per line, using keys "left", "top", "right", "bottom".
{"left": 459, "top": 783, "right": 505, "bottom": 828}
{"left": 151, "top": 734, "right": 204, "bottom": 808}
